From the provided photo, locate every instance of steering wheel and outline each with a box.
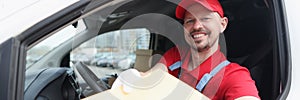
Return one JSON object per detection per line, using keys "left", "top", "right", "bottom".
{"left": 74, "top": 61, "right": 110, "bottom": 93}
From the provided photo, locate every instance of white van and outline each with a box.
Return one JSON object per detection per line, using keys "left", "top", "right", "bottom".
{"left": 0, "top": 0, "right": 298, "bottom": 99}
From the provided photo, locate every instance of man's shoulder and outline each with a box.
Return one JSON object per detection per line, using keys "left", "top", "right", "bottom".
{"left": 162, "top": 46, "right": 188, "bottom": 62}
{"left": 226, "top": 62, "right": 248, "bottom": 69}
{"left": 224, "top": 62, "right": 251, "bottom": 76}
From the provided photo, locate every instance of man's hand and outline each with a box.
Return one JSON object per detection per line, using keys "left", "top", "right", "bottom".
{"left": 235, "top": 96, "right": 260, "bottom": 100}
{"left": 140, "top": 63, "right": 167, "bottom": 76}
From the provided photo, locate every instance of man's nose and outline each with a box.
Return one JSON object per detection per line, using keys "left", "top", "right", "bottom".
{"left": 193, "top": 20, "right": 204, "bottom": 30}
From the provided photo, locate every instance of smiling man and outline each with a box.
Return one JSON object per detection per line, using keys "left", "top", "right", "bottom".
{"left": 156, "top": 0, "right": 261, "bottom": 99}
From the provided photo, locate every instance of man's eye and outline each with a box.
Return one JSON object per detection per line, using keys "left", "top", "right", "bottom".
{"left": 184, "top": 19, "right": 194, "bottom": 24}
{"left": 201, "top": 18, "right": 210, "bottom": 21}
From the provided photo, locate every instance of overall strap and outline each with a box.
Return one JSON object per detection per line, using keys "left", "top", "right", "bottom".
{"left": 196, "top": 60, "right": 230, "bottom": 92}
{"left": 167, "top": 60, "right": 230, "bottom": 92}
{"left": 168, "top": 61, "right": 182, "bottom": 78}
{"left": 169, "top": 61, "right": 182, "bottom": 71}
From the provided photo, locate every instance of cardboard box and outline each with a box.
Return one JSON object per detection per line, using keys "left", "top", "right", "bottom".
{"left": 82, "top": 69, "right": 209, "bottom": 100}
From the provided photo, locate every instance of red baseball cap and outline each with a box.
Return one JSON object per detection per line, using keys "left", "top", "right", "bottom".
{"left": 176, "top": 0, "right": 224, "bottom": 19}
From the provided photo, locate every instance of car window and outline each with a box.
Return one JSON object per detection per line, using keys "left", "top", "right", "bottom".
{"left": 71, "top": 28, "right": 150, "bottom": 90}
{"left": 26, "top": 19, "right": 86, "bottom": 69}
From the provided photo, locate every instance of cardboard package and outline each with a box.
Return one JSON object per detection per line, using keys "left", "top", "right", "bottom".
{"left": 82, "top": 68, "right": 209, "bottom": 100}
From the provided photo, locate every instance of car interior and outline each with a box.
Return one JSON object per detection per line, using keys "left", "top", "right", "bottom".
{"left": 24, "top": 0, "right": 280, "bottom": 100}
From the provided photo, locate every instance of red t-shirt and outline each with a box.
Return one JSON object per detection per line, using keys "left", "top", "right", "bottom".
{"left": 159, "top": 46, "right": 260, "bottom": 100}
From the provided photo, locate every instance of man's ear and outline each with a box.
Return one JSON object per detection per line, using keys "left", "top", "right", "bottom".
{"left": 220, "top": 17, "right": 228, "bottom": 33}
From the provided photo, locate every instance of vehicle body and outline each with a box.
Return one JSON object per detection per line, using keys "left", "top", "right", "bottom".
{"left": 97, "top": 55, "right": 119, "bottom": 67}
{"left": 71, "top": 53, "right": 91, "bottom": 64}
{"left": 0, "top": 0, "right": 298, "bottom": 99}
{"left": 116, "top": 54, "right": 136, "bottom": 70}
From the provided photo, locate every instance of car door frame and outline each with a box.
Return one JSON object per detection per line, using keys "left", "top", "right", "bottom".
{"left": 272, "top": 0, "right": 291, "bottom": 99}
{"left": 0, "top": 0, "right": 90, "bottom": 100}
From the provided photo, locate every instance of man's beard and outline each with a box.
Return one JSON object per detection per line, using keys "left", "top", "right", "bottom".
{"left": 190, "top": 40, "right": 210, "bottom": 52}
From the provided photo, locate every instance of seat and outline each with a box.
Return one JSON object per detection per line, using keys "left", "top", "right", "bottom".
{"left": 133, "top": 49, "right": 153, "bottom": 72}
{"left": 219, "top": 33, "right": 227, "bottom": 56}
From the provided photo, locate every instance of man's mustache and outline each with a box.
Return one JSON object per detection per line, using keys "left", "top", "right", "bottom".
{"left": 190, "top": 29, "right": 208, "bottom": 35}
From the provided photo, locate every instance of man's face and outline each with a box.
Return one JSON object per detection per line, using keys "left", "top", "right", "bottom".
{"left": 183, "top": 3, "right": 227, "bottom": 52}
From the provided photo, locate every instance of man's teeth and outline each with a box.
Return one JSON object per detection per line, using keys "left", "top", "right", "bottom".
{"left": 193, "top": 34, "right": 205, "bottom": 38}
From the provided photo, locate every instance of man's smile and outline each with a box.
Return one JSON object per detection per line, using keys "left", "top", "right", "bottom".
{"left": 191, "top": 31, "right": 207, "bottom": 41}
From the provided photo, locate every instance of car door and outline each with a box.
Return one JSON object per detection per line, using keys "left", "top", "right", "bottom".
{"left": 0, "top": 0, "right": 90, "bottom": 100}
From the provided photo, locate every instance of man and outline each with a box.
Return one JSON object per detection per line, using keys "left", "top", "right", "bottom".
{"left": 156, "top": 0, "right": 260, "bottom": 99}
